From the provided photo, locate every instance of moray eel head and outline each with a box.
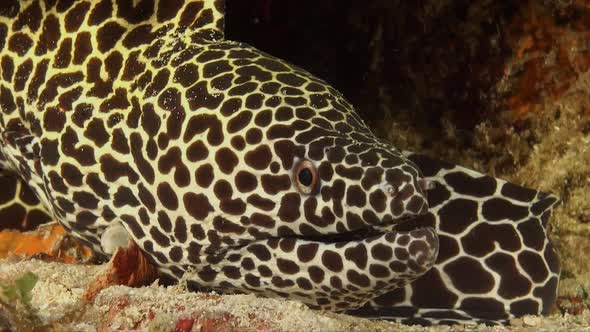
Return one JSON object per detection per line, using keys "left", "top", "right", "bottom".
{"left": 159, "top": 42, "right": 439, "bottom": 311}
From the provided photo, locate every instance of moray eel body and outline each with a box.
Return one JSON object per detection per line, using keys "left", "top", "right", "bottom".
{"left": 0, "top": 0, "right": 559, "bottom": 325}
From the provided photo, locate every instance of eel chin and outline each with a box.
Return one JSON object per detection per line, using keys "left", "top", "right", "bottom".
{"left": 183, "top": 226, "right": 439, "bottom": 312}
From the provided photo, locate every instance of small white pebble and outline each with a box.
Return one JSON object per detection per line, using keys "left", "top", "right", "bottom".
{"left": 100, "top": 223, "right": 130, "bottom": 255}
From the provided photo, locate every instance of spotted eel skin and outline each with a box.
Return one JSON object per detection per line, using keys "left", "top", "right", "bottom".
{"left": 0, "top": 0, "right": 560, "bottom": 325}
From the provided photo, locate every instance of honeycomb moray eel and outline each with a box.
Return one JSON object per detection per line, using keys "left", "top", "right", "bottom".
{"left": 0, "top": 0, "right": 559, "bottom": 325}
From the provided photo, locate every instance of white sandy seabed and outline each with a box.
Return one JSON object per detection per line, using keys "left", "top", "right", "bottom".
{"left": 0, "top": 259, "right": 589, "bottom": 331}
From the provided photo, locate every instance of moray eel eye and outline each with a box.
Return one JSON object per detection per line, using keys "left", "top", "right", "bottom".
{"left": 294, "top": 160, "right": 319, "bottom": 194}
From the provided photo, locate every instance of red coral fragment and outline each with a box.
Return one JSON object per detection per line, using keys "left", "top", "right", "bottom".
{"left": 175, "top": 318, "right": 195, "bottom": 332}
{"left": 83, "top": 241, "right": 159, "bottom": 302}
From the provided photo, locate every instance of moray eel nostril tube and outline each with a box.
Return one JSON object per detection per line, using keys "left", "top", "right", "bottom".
{"left": 0, "top": 0, "right": 559, "bottom": 325}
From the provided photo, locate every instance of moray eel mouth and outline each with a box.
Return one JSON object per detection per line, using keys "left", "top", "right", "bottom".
{"left": 185, "top": 220, "right": 439, "bottom": 312}
{"left": 282, "top": 217, "right": 425, "bottom": 244}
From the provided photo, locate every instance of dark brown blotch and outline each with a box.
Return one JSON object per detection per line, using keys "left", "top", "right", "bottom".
{"left": 96, "top": 21, "right": 126, "bottom": 53}
{"left": 215, "top": 147, "right": 239, "bottom": 174}
{"left": 183, "top": 192, "right": 213, "bottom": 220}
{"left": 322, "top": 250, "right": 343, "bottom": 272}
{"left": 278, "top": 193, "right": 301, "bottom": 223}
{"left": 157, "top": 182, "right": 179, "bottom": 211}
{"left": 235, "top": 171, "right": 257, "bottom": 193}
{"left": 245, "top": 145, "right": 272, "bottom": 170}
